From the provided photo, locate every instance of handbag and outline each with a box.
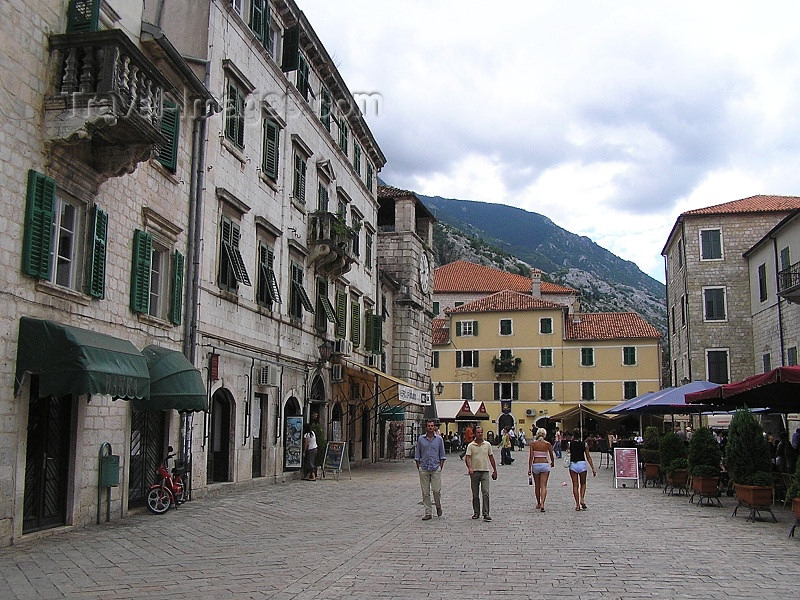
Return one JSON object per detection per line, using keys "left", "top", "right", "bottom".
{"left": 563, "top": 452, "right": 571, "bottom": 468}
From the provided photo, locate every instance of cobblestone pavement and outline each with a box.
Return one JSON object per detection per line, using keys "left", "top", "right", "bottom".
{"left": 0, "top": 450, "right": 798, "bottom": 599}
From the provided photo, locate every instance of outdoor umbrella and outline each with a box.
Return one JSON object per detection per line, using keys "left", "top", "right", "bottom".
{"left": 604, "top": 390, "right": 661, "bottom": 415}
{"left": 685, "top": 365, "right": 800, "bottom": 412}
{"left": 629, "top": 380, "right": 719, "bottom": 415}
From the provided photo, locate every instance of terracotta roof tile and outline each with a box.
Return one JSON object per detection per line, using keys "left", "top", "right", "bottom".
{"left": 377, "top": 184, "right": 416, "bottom": 198}
{"left": 432, "top": 318, "right": 450, "bottom": 345}
{"left": 682, "top": 195, "right": 800, "bottom": 216}
{"left": 434, "top": 260, "right": 575, "bottom": 294}
{"left": 565, "top": 312, "right": 661, "bottom": 340}
{"left": 447, "top": 290, "right": 565, "bottom": 313}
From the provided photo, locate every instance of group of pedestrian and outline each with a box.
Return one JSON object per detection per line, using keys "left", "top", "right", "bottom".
{"left": 415, "top": 422, "right": 596, "bottom": 521}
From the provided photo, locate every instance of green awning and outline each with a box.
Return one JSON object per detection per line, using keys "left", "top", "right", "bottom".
{"left": 133, "top": 345, "right": 207, "bottom": 412}
{"left": 15, "top": 317, "right": 149, "bottom": 399}
{"left": 380, "top": 406, "right": 405, "bottom": 421}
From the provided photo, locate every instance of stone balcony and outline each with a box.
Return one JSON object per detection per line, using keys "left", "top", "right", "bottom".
{"left": 45, "top": 29, "right": 171, "bottom": 177}
{"left": 778, "top": 261, "right": 800, "bottom": 303}
{"left": 308, "top": 212, "right": 357, "bottom": 278}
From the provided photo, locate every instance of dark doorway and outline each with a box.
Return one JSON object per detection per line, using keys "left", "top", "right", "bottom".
{"left": 252, "top": 394, "right": 267, "bottom": 478}
{"left": 128, "top": 409, "right": 166, "bottom": 507}
{"left": 498, "top": 413, "right": 514, "bottom": 437}
{"left": 208, "top": 389, "right": 233, "bottom": 483}
{"left": 23, "top": 380, "right": 72, "bottom": 534}
{"left": 361, "top": 407, "right": 369, "bottom": 460}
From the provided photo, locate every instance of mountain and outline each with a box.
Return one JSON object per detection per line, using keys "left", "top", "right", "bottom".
{"left": 418, "top": 194, "right": 668, "bottom": 336}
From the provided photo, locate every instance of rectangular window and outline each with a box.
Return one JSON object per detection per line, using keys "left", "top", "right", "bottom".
{"left": 788, "top": 346, "right": 798, "bottom": 366}
{"left": 315, "top": 277, "right": 337, "bottom": 331}
{"left": 780, "top": 246, "right": 791, "bottom": 271}
{"left": 365, "top": 229, "right": 373, "bottom": 268}
{"left": 335, "top": 291, "right": 347, "bottom": 338}
{"left": 261, "top": 118, "right": 279, "bottom": 179}
{"left": 51, "top": 195, "right": 83, "bottom": 289}
{"left": 366, "top": 163, "right": 374, "bottom": 192}
{"left": 500, "top": 349, "right": 513, "bottom": 361}
{"left": 700, "top": 228, "right": 722, "bottom": 260}
{"left": 581, "top": 382, "right": 595, "bottom": 401}
{"left": 581, "top": 347, "right": 594, "bottom": 366}
{"left": 296, "top": 54, "right": 310, "bottom": 100}
{"left": 432, "top": 351, "right": 439, "bottom": 369}
{"left": 219, "top": 216, "right": 250, "bottom": 291}
{"left": 499, "top": 319, "right": 512, "bottom": 335}
{"left": 762, "top": 353, "right": 771, "bottom": 373}
{"left": 707, "top": 349, "right": 729, "bottom": 384}
{"left": 540, "top": 317, "right": 553, "bottom": 334}
{"left": 623, "top": 381, "right": 637, "bottom": 400}
{"left": 671, "top": 305, "right": 676, "bottom": 335}
{"left": 461, "top": 383, "right": 473, "bottom": 400}
{"left": 623, "top": 346, "right": 636, "bottom": 365}
{"left": 677, "top": 239, "right": 683, "bottom": 269}
{"left": 351, "top": 215, "right": 361, "bottom": 256}
{"left": 350, "top": 300, "right": 361, "bottom": 347}
{"left": 320, "top": 88, "right": 332, "bottom": 131}
{"left": 157, "top": 100, "right": 179, "bottom": 172}
{"left": 456, "top": 320, "right": 478, "bottom": 336}
{"left": 758, "top": 263, "right": 768, "bottom": 302}
{"left": 292, "top": 150, "right": 307, "bottom": 203}
{"left": 249, "top": 0, "right": 266, "bottom": 43}
{"left": 540, "top": 382, "right": 553, "bottom": 401}
{"left": 454, "top": 301, "right": 464, "bottom": 308}
{"left": 703, "top": 287, "right": 727, "bottom": 321}
{"left": 456, "top": 351, "right": 479, "bottom": 368}
{"left": 540, "top": 348, "right": 553, "bottom": 367}
{"left": 67, "top": 0, "right": 100, "bottom": 32}
{"left": 494, "top": 382, "right": 518, "bottom": 401}
{"left": 338, "top": 120, "right": 349, "bottom": 155}
{"left": 681, "top": 295, "right": 686, "bottom": 327}
{"left": 353, "top": 143, "right": 362, "bottom": 175}
{"left": 433, "top": 301, "right": 440, "bottom": 316}
{"left": 225, "top": 78, "right": 246, "bottom": 149}
{"left": 289, "top": 262, "right": 314, "bottom": 320}
{"left": 256, "top": 242, "right": 280, "bottom": 309}
{"left": 317, "top": 181, "right": 329, "bottom": 212}
{"left": 130, "top": 230, "right": 184, "bottom": 325}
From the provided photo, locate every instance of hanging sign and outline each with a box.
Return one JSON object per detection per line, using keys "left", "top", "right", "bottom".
{"left": 398, "top": 385, "right": 430, "bottom": 406}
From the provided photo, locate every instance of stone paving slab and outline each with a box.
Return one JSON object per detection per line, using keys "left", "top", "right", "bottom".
{"left": 0, "top": 451, "right": 797, "bottom": 599}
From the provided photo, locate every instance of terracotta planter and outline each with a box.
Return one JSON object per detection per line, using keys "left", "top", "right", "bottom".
{"left": 793, "top": 497, "right": 800, "bottom": 520}
{"left": 666, "top": 468, "right": 688, "bottom": 487}
{"left": 692, "top": 476, "right": 719, "bottom": 496}
{"left": 734, "top": 484, "right": 773, "bottom": 509}
{"left": 644, "top": 463, "right": 659, "bottom": 479}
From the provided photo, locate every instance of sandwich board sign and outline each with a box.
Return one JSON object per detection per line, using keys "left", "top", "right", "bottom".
{"left": 322, "top": 441, "right": 351, "bottom": 480}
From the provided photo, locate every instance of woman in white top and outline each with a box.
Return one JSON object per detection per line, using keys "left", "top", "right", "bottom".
{"left": 303, "top": 425, "right": 318, "bottom": 481}
{"left": 527, "top": 428, "right": 555, "bottom": 512}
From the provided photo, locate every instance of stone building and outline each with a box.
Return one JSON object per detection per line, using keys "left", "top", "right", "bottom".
{"left": 662, "top": 196, "right": 800, "bottom": 386}
{"left": 0, "top": 0, "right": 433, "bottom": 546}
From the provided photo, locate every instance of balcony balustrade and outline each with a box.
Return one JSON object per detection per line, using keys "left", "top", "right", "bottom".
{"left": 778, "top": 261, "right": 800, "bottom": 303}
{"left": 308, "top": 212, "right": 357, "bottom": 277}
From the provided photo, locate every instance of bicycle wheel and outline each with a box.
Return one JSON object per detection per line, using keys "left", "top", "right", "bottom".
{"left": 146, "top": 485, "right": 172, "bottom": 514}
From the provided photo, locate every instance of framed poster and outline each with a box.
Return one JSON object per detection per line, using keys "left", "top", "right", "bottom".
{"left": 613, "top": 447, "right": 639, "bottom": 488}
{"left": 284, "top": 416, "right": 303, "bottom": 470}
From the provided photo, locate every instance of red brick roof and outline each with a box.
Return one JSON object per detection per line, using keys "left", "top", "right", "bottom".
{"left": 377, "top": 184, "right": 416, "bottom": 198}
{"left": 434, "top": 260, "right": 575, "bottom": 294}
{"left": 447, "top": 290, "right": 565, "bottom": 313}
{"left": 432, "top": 318, "right": 450, "bottom": 345}
{"left": 682, "top": 195, "right": 800, "bottom": 216}
{"left": 565, "top": 313, "right": 661, "bottom": 340}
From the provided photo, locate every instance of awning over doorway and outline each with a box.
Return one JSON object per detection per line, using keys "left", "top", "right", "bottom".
{"left": 343, "top": 360, "right": 431, "bottom": 409}
{"left": 133, "top": 345, "right": 207, "bottom": 412}
{"left": 380, "top": 406, "right": 405, "bottom": 421}
{"left": 15, "top": 316, "right": 149, "bottom": 399}
{"left": 435, "top": 400, "right": 490, "bottom": 421}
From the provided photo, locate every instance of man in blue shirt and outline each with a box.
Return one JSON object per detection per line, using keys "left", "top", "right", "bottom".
{"left": 415, "top": 420, "right": 446, "bottom": 520}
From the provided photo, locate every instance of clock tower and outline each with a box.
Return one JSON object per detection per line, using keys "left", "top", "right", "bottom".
{"left": 376, "top": 186, "right": 435, "bottom": 390}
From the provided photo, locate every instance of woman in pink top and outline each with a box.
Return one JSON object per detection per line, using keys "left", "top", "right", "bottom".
{"left": 528, "top": 428, "right": 555, "bottom": 512}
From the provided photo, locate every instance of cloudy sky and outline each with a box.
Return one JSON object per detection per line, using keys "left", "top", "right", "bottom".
{"left": 298, "top": 1, "right": 800, "bottom": 283}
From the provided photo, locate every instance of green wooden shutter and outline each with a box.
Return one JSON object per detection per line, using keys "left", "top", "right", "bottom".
{"left": 66, "top": 0, "right": 99, "bottom": 32}
{"left": 472, "top": 321, "right": 478, "bottom": 336}
{"left": 281, "top": 23, "right": 300, "bottom": 71}
{"left": 250, "top": 0, "right": 265, "bottom": 42}
{"left": 513, "top": 383, "right": 519, "bottom": 400}
{"left": 262, "top": 119, "right": 279, "bottom": 179}
{"left": 455, "top": 322, "right": 462, "bottom": 337}
{"left": 169, "top": 250, "right": 184, "bottom": 325}
{"left": 86, "top": 206, "right": 107, "bottom": 298}
{"left": 474, "top": 351, "right": 479, "bottom": 367}
{"left": 494, "top": 383, "right": 500, "bottom": 400}
{"left": 364, "top": 311, "right": 373, "bottom": 353}
{"left": 350, "top": 302, "right": 361, "bottom": 347}
{"left": 22, "top": 170, "right": 56, "bottom": 279}
{"left": 335, "top": 291, "right": 347, "bottom": 338}
{"left": 456, "top": 352, "right": 462, "bottom": 368}
{"left": 371, "top": 312, "right": 382, "bottom": 354}
{"left": 157, "top": 101, "right": 179, "bottom": 172}
{"left": 130, "top": 229, "right": 152, "bottom": 313}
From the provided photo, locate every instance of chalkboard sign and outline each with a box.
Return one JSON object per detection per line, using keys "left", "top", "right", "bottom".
{"left": 613, "top": 447, "right": 640, "bottom": 488}
{"left": 322, "top": 441, "right": 351, "bottom": 480}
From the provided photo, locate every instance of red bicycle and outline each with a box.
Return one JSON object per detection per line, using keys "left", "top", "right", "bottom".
{"left": 146, "top": 446, "right": 188, "bottom": 514}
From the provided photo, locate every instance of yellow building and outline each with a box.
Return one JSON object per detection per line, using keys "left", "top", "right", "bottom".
{"left": 432, "top": 289, "right": 661, "bottom": 436}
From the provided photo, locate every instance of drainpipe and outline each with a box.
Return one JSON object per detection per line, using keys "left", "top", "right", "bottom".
{"left": 772, "top": 237, "right": 786, "bottom": 365}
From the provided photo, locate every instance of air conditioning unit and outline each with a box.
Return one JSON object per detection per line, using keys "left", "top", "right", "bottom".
{"left": 331, "top": 364, "right": 344, "bottom": 382}
{"left": 258, "top": 365, "right": 280, "bottom": 387}
{"left": 333, "top": 338, "right": 353, "bottom": 356}
{"left": 525, "top": 409, "right": 535, "bottom": 417}
{"left": 366, "top": 354, "right": 379, "bottom": 368}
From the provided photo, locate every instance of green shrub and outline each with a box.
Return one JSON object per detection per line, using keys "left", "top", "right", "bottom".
{"left": 688, "top": 426, "right": 721, "bottom": 473}
{"left": 742, "top": 471, "right": 774, "bottom": 487}
{"left": 659, "top": 431, "right": 686, "bottom": 471}
{"left": 641, "top": 426, "right": 660, "bottom": 464}
{"left": 725, "top": 408, "right": 772, "bottom": 484}
{"left": 788, "top": 459, "right": 800, "bottom": 500}
{"left": 667, "top": 457, "right": 688, "bottom": 475}
{"left": 691, "top": 464, "right": 720, "bottom": 478}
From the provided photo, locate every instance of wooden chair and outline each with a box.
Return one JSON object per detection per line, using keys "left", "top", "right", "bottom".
{"left": 598, "top": 439, "right": 613, "bottom": 468}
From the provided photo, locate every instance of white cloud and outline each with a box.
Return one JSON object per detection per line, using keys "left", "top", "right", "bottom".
{"left": 298, "top": 1, "right": 800, "bottom": 283}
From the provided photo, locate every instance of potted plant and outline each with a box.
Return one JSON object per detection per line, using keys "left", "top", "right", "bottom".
{"left": 725, "top": 408, "right": 774, "bottom": 514}
{"left": 641, "top": 426, "right": 661, "bottom": 486}
{"left": 660, "top": 431, "right": 688, "bottom": 493}
{"left": 787, "top": 460, "right": 800, "bottom": 521}
{"left": 688, "top": 426, "right": 722, "bottom": 498}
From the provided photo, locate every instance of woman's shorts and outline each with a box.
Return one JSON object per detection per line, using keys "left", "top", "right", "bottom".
{"left": 570, "top": 460, "right": 588, "bottom": 474}
{"left": 531, "top": 463, "right": 551, "bottom": 474}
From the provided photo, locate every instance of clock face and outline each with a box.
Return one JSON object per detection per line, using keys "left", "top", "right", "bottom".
{"left": 419, "top": 253, "right": 431, "bottom": 293}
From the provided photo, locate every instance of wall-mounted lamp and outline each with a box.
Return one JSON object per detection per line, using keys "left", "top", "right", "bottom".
{"left": 318, "top": 340, "right": 333, "bottom": 364}
{"left": 435, "top": 382, "right": 444, "bottom": 395}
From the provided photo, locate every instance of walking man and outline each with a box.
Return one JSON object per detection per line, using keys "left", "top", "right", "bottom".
{"left": 415, "top": 420, "right": 446, "bottom": 520}
{"left": 465, "top": 426, "right": 498, "bottom": 521}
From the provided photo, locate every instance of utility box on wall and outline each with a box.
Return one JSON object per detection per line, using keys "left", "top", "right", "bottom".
{"left": 99, "top": 454, "right": 120, "bottom": 487}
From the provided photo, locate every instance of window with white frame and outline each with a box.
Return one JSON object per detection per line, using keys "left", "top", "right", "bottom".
{"left": 581, "top": 347, "right": 594, "bottom": 366}
{"left": 494, "top": 382, "right": 518, "bottom": 401}
{"left": 461, "top": 382, "right": 473, "bottom": 400}
{"left": 540, "top": 317, "right": 553, "bottom": 334}
{"left": 758, "top": 263, "right": 768, "bottom": 302}
{"left": 700, "top": 228, "right": 722, "bottom": 260}
{"left": 581, "top": 381, "right": 595, "bottom": 401}
{"left": 130, "top": 228, "right": 184, "bottom": 325}
{"left": 540, "top": 348, "right": 553, "bottom": 367}
{"left": 456, "top": 320, "right": 477, "bottom": 336}
{"left": 261, "top": 117, "right": 280, "bottom": 180}
{"left": 762, "top": 353, "right": 771, "bottom": 373}
{"left": 623, "top": 381, "right": 637, "bottom": 400}
{"left": 224, "top": 77, "right": 246, "bottom": 149}
{"left": 703, "top": 287, "right": 727, "bottom": 321}
{"left": 623, "top": 346, "right": 636, "bottom": 365}
{"left": 365, "top": 227, "right": 373, "bottom": 268}
{"left": 292, "top": 148, "right": 308, "bottom": 203}
{"left": 540, "top": 382, "right": 554, "bottom": 401}
{"left": 788, "top": 346, "right": 798, "bottom": 366}
{"left": 432, "top": 351, "right": 439, "bottom": 369}
{"left": 499, "top": 318, "right": 512, "bottom": 335}
{"left": 456, "top": 350, "right": 479, "bottom": 368}
{"left": 706, "top": 349, "right": 729, "bottom": 384}
{"left": 218, "top": 214, "right": 250, "bottom": 292}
